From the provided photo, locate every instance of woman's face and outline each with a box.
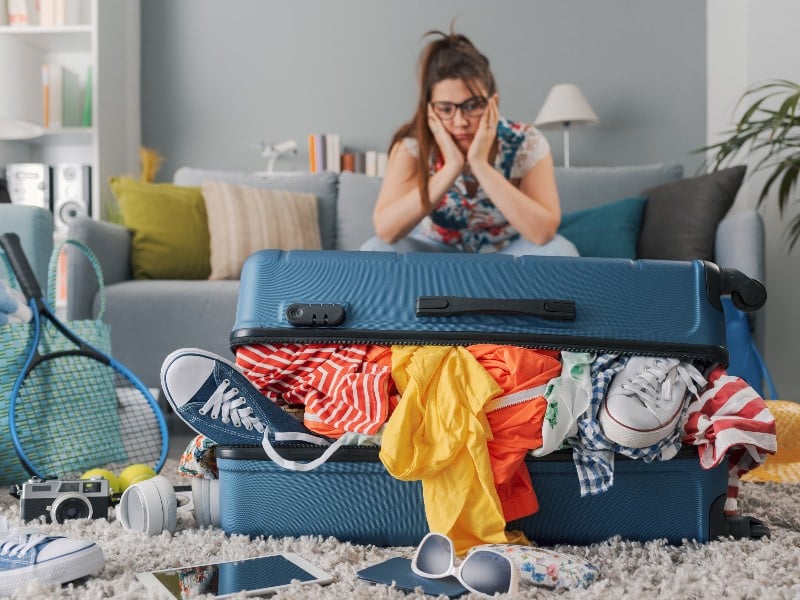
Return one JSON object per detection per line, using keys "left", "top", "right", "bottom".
{"left": 430, "top": 78, "right": 489, "bottom": 153}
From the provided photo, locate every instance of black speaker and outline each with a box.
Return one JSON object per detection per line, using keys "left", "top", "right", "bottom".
{"left": 52, "top": 164, "right": 91, "bottom": 231}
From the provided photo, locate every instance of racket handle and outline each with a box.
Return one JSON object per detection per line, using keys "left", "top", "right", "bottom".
{"left": 0, "top": 233, "right": 44, "bottom": 301}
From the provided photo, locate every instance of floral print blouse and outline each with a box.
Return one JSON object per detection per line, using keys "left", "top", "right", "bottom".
{"left": 404, "top": 117, "right": 551, "bottom": 252}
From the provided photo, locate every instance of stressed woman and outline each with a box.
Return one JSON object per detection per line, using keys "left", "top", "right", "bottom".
{"left": 361, "top": 30, "right": 578, "bottom": 257}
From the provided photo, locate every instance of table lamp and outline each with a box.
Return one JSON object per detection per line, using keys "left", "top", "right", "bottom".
{"left": 535, "top": 84, "right": 598, "bottom": 167}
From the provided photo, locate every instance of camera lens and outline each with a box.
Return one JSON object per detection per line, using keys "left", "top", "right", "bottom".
{"left": 50, "top": 493, "right": 93, "bottom": 523}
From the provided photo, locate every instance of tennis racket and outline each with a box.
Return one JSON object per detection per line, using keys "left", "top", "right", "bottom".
{"left": 0, "top": 233, "right": 168, "bottom": 480}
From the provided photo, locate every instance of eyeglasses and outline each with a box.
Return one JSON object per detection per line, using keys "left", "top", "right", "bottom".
{"left": 430, "top": 96, "right": 488, "bottom": 121}
{"left": 410, "top": 532, "right": 519, "bottom": 597}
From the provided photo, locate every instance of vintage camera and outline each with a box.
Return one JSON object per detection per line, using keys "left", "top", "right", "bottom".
{"left": 15, "top": 477, "right": 110, "bottom": 523}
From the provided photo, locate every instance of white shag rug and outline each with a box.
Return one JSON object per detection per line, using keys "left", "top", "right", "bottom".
{"left": 3, "top": 460, "right": 800, "bottom": 600}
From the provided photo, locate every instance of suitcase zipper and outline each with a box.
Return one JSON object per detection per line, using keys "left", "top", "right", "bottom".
{"left": 230, "top": 327, "right": 728, "bottom": 364}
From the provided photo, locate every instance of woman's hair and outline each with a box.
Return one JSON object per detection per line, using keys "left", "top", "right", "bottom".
{"left": 390, "top": 29, "right": 497, "bottom": 209}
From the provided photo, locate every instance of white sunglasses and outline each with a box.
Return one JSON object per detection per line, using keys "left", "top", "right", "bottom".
{"left": 410, "top": 532, "right": 519, "bottom": 597}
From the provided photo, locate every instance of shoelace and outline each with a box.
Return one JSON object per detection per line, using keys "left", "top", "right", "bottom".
{"left": 198, "top": 378, "right": 265, "bottom": 433}
{"left": 617, "top": 360, "right": 706, "bottom": 420}
{"left": 0, "top": 531, "right": 49, "bottom": 558}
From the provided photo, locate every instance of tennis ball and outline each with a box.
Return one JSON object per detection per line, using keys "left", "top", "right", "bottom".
{"left": 81, "top": 468, "right": 121, "bottom": 495}
{"left": 118, "top": 464, "right": 157, "bottom": 491}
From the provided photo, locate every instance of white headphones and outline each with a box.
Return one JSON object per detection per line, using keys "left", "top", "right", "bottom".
{"left": 116, "top": 475, "right": 220, "bottom": 535}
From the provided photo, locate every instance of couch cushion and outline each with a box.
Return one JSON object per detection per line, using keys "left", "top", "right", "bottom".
{"left": 555, "top": 163, "right": 683, "bottom": 213}
{"left": 337, "top": 172, "right": 382, "bottom": 250}
{"left": 558, "top": 196, "right": 647, "bottom": 259}
{"left": 110, "top": 177, "right": 211, "bottom": 280}
{"left": 173, "top": 168, "right": 338, "bottom": 250}
{"left": 637, "top": 166, "right": 746, "bottom": 261}
{"left": 102, "top": 279, "right": 240, "bottom": 388}
{"left": 201, "top": 180, "right": 322, "bottom": 280}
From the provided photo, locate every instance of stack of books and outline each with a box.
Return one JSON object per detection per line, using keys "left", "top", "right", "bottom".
{"left": 308, "top": 133, "right": 388, "bottom": 177}
{"left": 4, "top": 0, "right": 84, "bottom": 26}
{"left": 41, "top": 63, "right": 84, "bottom": 128}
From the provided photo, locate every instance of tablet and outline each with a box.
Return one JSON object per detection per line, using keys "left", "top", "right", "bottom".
{"left": 136, "top": 553, "right": 334, "bottom": 598}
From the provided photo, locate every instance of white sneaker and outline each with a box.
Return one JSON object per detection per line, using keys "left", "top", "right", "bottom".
{"left": 0, "top": 520, "right": 105, "bottom": 595}
{"left": 598, "top": 356, "right": 706, "bottom": 448}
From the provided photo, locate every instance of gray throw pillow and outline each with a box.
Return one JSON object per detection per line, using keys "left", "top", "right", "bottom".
{"left": 637, "top": 166, "right": 746, "bottom": 261}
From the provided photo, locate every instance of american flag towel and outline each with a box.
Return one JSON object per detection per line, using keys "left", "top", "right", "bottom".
{"left": 682, "top": 366, "right": 777, "bottom": 514}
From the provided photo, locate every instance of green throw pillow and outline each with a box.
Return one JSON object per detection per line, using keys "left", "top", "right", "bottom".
{"left": 110, "top": 177, "right": 211, "bottom": 279}
{"left": 558, "top": 196, "right": 648, "bottom": 259}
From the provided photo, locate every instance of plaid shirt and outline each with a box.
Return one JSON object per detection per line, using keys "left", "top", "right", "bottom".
{"left": 568, "top": 354, "right": 689, "bottom": 497}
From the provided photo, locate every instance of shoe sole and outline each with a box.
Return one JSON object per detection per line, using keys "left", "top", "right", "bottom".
{"left": 160, "top": 347, "right": 313, "bottom": 444}
{"left": 160, "top": 347, "right": 243, "bottom": 438}
{"left": 598, "top": 402, "right": 682, "bottom": 448}
{"left": 0, "top": 543, "right": 104, "bottom": 595}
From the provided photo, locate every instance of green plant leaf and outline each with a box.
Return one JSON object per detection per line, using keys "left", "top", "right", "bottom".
{"left": 700, "top": 78, "right": 800, "bottom": 250}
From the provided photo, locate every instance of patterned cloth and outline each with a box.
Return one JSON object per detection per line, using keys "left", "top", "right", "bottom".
{"left": 570, "top": 354, "right": 695, "bottom": 497}
{"left": 474, "top": 543, "right": 600, "bottom": 590}
{"left": 235, "top": 343, "right": 396, "bottom": 437}
{"left": 682, "top": 366, "right": 777, "bottom": 514}
{"left": 178, "top": 434, "right": 218, "bottom": 479}
{"left": 405, "top": 117, "right": 550, "bottom": 252}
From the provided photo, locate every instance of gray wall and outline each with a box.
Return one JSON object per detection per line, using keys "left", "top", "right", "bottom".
{"left": 140, "top": 0, "right": 706, "bottom": 180}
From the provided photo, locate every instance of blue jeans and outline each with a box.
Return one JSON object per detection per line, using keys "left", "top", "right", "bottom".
{"left": 359, "top": 230, "right": 579, "bottom": 257}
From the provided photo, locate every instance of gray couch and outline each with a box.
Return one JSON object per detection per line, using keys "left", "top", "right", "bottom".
{"left": 0, "top": 204, "right": 54, "bottom": 291}
{"left": 66, "top": 163, "right": 765, "bottom": 390}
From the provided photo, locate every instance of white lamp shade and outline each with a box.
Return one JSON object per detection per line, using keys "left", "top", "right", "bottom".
{"left": 535, "top": 83, "right": 599, "bottom": 128}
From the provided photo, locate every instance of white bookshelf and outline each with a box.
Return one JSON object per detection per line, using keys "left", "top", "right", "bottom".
{"left": 0, "top": 0, "right": 141, "bottom": 221}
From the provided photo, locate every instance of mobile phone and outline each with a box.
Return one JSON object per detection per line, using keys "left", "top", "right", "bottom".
{"left": 136, "top": 553, "right": 333, "bottom": 598}
{"left": 357, "top": 557, "right": 468, "bottom": 598}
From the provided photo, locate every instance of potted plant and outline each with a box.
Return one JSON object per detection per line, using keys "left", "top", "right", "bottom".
{"left": 703, "top": 79, "right": 800, "bottom": 250}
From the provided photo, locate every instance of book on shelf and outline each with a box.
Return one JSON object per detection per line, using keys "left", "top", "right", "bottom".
{"left": 42, "top": 63, "right": 82, "bottom": 129}
{"left": 7, "top": 0, "right": 37, "bottom": 26}
{"left": 314, "top": 133, "right": 325, "bottom": 174}
{"left": 33, "top": 0, "right": 81, "bottom": 26}
{"left": 38, "top": 0, "right": 54, "bottom": 26}
{"left": 308, "top": 132, "right": 342, "bottom": 173}
{"left": 325, "top": 133, "right": 341, "bottom": 174}
{"left": 307, "top": 133, "right": 317, "bottom": 173}
{"left": 308, "top": 134, "right": 387, "bottom": 177}
{"left": 365, "top": 150, "right": 378, "bottom": 177}
{"left": 82, "top": 65, "right": 92, "bottom": 126}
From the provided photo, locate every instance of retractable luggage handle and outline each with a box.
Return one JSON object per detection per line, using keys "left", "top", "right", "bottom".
{"left": 416, "top": 296, "right": 577, "bottom": 320}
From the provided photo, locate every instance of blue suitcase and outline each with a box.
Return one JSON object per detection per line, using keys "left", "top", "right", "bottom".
{"left": 218, "top": 250, "right": 767, "bottom": 546}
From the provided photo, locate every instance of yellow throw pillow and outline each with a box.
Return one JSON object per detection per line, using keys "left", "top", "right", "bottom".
{"left": 110, "top": 177, "right": 211, "bottom": 279}
{"left": 201, "top": 179, "right": 322, "bottom": 280}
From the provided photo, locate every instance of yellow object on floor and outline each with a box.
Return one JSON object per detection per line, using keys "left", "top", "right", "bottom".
{"left": 741, "top": 400, "right": 800, "bottom": 483}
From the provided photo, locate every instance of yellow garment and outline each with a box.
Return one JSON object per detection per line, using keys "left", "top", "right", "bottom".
{"left": 379, "top": 345, "right": 529, "bottom": 555}
{"left": 742, "top": 400, "right": 800, "bottom": 483}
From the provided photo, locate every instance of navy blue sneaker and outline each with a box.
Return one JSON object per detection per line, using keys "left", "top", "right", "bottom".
{"left": 0, "top": 520, "right": 105, "bottom": 595}
{"left": 160, "top": 348, "right": 314, "bottom": 445}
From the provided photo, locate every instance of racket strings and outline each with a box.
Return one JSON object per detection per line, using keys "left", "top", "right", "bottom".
{"left": 14, "top": 355, "right": 164, "bottom": 479}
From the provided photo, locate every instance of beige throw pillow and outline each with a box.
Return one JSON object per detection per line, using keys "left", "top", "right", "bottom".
{"left": 201, "top": 179, "right": 322, "bottom": 280}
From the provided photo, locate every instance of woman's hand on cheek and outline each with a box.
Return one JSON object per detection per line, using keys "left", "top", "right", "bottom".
{"left": 467, "top": 94, "right": 499, "bottom": 168}
{"left": 428, "top": 105, "right": 464, "bottom": 171}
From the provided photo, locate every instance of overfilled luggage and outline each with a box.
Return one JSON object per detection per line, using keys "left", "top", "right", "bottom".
{"left": 217, "top": 250, "right": 770, "bottom": 546}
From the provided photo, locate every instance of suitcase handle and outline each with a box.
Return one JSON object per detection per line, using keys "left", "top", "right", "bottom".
{"left": 416, "top": 296, "right": 576, "bottom": 320}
